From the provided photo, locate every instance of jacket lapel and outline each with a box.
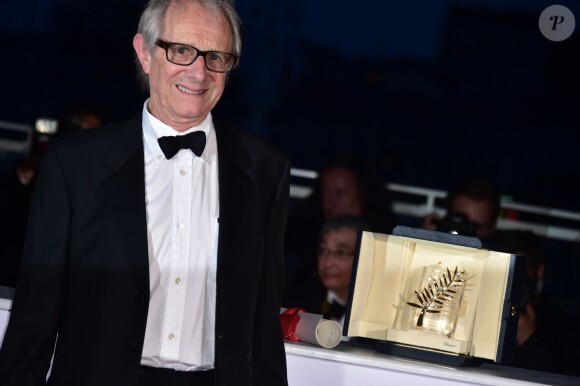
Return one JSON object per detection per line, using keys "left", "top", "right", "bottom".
{"left": 102, "top": 115, "right": 150, "bottom": 290}
{"left": 215, "top": 123, "right": 253, "bottom": 273}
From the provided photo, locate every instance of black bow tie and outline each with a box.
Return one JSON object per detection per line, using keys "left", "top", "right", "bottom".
{"left": 157, "top": 131, "right": 206, "bottom": 159}
{"left": 324, "top": 301, "right": 347, "bottom": 320}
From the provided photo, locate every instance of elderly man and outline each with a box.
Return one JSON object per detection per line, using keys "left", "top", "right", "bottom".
{"left": 0, "top": 1, "right": 289, "bottom": 385}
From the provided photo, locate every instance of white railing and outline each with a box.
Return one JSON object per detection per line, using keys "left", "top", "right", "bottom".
{"left": 290, "top": 168, "right": 580, "bottom": 243}
{"left": 0, "top": 120, "right": 33, "bottom": 154}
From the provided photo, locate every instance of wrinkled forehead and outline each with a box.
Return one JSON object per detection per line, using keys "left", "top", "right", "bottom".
{"left": 162, "top": 0, "right": 232, "bottom": 36}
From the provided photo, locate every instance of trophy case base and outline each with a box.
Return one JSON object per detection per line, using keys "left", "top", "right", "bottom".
{"left": 374, "top": 341, "right": 486, "bottom": 367}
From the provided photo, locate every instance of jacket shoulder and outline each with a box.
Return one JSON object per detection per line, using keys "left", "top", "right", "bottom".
{"left": 215, "top": 121, "right": 288, "bottom": 165}
{"left": 55, "top": 116, "right": 135, "bottom": 144}
{"left": 48, "top": 115, "right": 140, "bottom": 159}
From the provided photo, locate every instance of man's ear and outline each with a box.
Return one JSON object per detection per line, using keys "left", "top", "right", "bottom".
{"left": 133, "top": 33, "right": 151, "bottom": 74}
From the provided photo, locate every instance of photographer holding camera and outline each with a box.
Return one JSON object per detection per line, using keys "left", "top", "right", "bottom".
{"left": 421, "top": 177, "right": 500, "bottom": 248}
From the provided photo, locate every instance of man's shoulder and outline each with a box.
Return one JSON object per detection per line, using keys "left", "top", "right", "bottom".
{"left": 214, "top": 120, "right": 288, "bottom": 165}
{"left": 50, "top": 115, "right": 140, "bottom": 155}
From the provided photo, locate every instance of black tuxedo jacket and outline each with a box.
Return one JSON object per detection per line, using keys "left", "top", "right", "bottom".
{"left": 0, "top": 115, "right": 290, "bottom": 386}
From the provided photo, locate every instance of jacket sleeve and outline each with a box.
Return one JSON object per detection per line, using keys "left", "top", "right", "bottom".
{"left": 251, "top": 155, "right": 290, "bottom": 386}
{"left": 0, "top": 143, "right": 70, "bottom": 385}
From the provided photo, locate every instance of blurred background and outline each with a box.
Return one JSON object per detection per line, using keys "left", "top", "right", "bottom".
{"left": 1, "top": 0, "right": 579, "bottom": 309}
{"left": 1, "top": 0, "right": 579, "bottom": 206}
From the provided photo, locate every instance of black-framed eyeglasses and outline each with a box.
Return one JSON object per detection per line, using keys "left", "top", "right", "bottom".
{"left": 155, "top": 39, "right": 238, "bottom": 73}
{"left": 318, "top": 247, "right": 355, "bottom": 262}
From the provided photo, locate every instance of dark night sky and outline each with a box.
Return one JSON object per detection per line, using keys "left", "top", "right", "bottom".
{"left": 299, "top": 0, "right": 563, "bottom": 58}
{"left": 0, "top": 0, "right": 559, "bottom": 56}
{"left": 1, "top": 0, "right": 579, "bottom": 212}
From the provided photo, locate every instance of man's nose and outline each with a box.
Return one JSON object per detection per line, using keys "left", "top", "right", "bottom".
{"left": 186, "top": 55, "right": 207, "bottom": 79}
{"left": 322, "top": 254, "right": 336, "bottom": 267}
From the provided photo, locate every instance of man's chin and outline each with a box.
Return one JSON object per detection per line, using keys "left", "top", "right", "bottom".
{"left": 321, "top": 278, "right": 340, "bottom": 288}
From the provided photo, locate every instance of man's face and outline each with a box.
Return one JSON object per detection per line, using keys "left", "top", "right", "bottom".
{"left": 317, "top": 228, "right": 357, "bottom": 301}
{"left": 451, "top": 195, "right": 497, "bottom": 239}
{"left": 321, "top": 167, "right": 365, "bottom": 220}
{"left": 134, "top": 1, "right": 232, "bottom": 132}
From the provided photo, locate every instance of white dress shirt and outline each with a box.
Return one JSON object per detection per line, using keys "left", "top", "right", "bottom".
{"left": 327, "top": 290, "right": 347, "bottom": 328}
{"left": 140, "top": 100, "right": 219, "bottom": 371}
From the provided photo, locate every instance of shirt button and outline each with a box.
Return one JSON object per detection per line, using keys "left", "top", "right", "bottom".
{"left": 175, "top": 277, "right": 182, "bottom": 285}
{"left": 178, "top": 223, "right": 186, "bottom": 230}
{"left": 169, "top": 333, "right": 176, "bottom": 341}
{"left": 180, "top": 169, "right": 186, "bottom": 176}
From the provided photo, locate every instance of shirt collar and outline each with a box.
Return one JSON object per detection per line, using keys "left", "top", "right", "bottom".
{"left": 326, "top": 290, "right": 347, "bottom": 306}
{"left": 141, "top": 99, "right": 216, "bottom": 164}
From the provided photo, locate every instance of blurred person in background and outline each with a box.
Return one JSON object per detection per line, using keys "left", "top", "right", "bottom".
{"left": 499, "top": 230, "right": 579, "bottom": 376}
{"left": 0, "top": 154, "right": 41, "bottom": 287}
{"left": 285, "top": 156, "right": 397, "bottom": 291}
{"left": 421, "top": 177, "right": 501, "bottom": 248}
{"left": 59, "top": 103, "right": 106, "bottom": 135}
{"left": 284, "top": 216, "right": 368, "bottom": 327}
